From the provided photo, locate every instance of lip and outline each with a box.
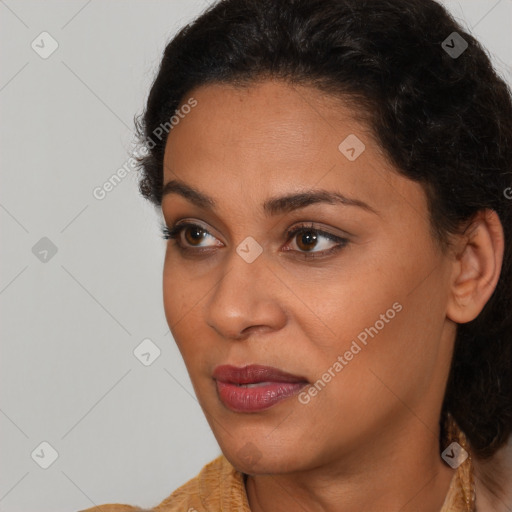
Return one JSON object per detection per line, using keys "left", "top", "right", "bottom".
{"left": 213, "top": 364, "right": 308, "bottom": 412}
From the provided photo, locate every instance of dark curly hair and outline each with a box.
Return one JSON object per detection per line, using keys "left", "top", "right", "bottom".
{"left": 134, "top": 0, "right": 512, "bottom": 473}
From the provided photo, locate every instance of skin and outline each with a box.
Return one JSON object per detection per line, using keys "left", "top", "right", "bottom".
{"left": 160, "top": 79, "right": 504, "bottom": 512}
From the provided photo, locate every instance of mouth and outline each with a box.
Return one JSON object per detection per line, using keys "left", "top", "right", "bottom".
{"left": 212, "top": 364, "right": 309, "bottom": 412}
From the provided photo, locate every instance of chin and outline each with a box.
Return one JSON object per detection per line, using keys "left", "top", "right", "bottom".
{"left": 217, "top": 431, "right": 316, "bottom": 475}
{"left": 227, "top": 448, "right": 298, "bottom": 475}
{"left": 200, "top": 392, "right": 327, "bottom": 474}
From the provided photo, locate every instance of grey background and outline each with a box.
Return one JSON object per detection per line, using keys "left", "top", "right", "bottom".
{"left": 0, "top": 1, "right": 511, "bottom": 511}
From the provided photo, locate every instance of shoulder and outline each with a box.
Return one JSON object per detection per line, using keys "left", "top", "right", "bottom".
{"left": 77, "top": 455, "right": 248, "bottom": 512}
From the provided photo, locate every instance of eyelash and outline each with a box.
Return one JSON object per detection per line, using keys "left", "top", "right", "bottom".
{"left": 161, "top": 222, "right": 349, "bottom": 259}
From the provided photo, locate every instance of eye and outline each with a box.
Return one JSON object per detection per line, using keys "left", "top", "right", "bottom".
{"left": 161, "top": 222, "right": 220, "bottom": 250}
{"left": 284, "top": 223, "right": 348, "bottom": 258}
{"left": 161, "top": 221, "right": 349, "bottom": 258}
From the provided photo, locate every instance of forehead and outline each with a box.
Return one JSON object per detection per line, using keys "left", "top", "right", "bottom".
{"left": 166, "top": 79, "right": 369, "bottom": 157}
{"left": 162, "top": 80, "right": 426, "bottom": 221}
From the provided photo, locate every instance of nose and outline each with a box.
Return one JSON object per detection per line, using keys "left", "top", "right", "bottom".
{"left": 205, "top": 250, "right": 288, "bottom": 341}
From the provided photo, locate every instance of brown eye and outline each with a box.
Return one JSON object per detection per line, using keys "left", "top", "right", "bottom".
{"left": 162, "top": 222, "right": 219, "bottom": 249}
{"left": 285, "top": 224, "right": 349, "bottom": 259}
{"left": 295, "top": 229, "right": 319, "bottom": 252}
{"left": 162, "top": 221, "right": 348, "bottom": 259}
{"left": 183, "top": 225, "right": 208, "bottom": 246}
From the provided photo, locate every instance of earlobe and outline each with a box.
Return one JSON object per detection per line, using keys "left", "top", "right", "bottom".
{"left": 446, "top": 209, "right": 505, "bottom": 324}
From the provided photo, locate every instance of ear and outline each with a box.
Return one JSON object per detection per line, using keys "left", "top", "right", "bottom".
{"left": 446, "top": 209, "right": 505, "bottom": 324}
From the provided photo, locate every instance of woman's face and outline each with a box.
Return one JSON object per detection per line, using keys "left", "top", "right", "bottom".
{"left": 161, "top": 80, "right": 456, "bottom": 474}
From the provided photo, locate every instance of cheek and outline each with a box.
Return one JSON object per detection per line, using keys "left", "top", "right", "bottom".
{"left": 162, "top": 250, "right": 206, "bottom": 324}
{"left": 290, "top": 261, "right": 403, "bottom": 357}
{"left": 162, "top": 259, "right": 222, "bottom": 377}
{"left": 310, "top": 272, "right": 449, "bottom": 424}
{"left": 162, "top": 261, "right": 201, "bottom": 352}
{"left": 297, "top": 245, "right": 448, "bottom": 391}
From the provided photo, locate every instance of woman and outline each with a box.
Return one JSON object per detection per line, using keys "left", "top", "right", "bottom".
{"left": 80, "top": 0, "right": 512, "bottom": 510}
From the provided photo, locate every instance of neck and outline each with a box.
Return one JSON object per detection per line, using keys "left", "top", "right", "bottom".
{"left": 245, "top": 423, "right": 455, "bottom": 512}
{"left": 474, "top": 439, "right": 512, "bottom": 512}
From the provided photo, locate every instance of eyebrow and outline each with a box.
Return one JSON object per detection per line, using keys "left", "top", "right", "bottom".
{"left": 161, "top": 178, "right": 378, "bottom": 216}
